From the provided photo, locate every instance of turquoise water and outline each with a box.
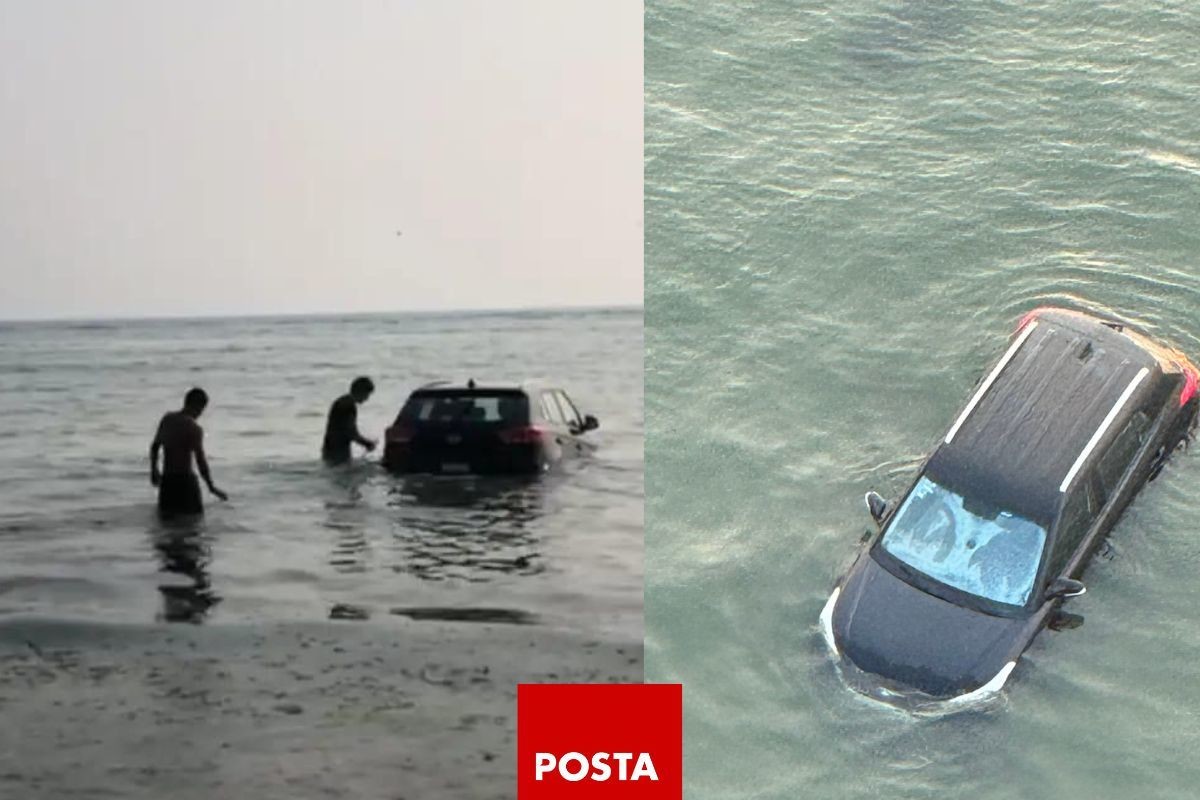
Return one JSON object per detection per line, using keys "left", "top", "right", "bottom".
{"left": 646, "top": 2, "right": 1200, "bottom": 797}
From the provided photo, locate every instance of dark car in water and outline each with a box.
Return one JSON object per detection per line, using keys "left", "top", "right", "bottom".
{"left": 381, "top": 381, "right": 599, "bottom": 475}
{"left": 820, "top": 308, "right": 1199, "bottom": 705}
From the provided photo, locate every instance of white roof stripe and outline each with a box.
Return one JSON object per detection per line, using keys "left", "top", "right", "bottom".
{"left": 944, "top": 321, "right": 1040, "bottom": 445}
{"left": 1058, "top": 366, "right": 1150, "bottom": 493}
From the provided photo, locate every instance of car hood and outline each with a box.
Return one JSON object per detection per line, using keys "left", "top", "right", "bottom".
{"left": 831, "top": 554, "right": 1027, "bottom": 698}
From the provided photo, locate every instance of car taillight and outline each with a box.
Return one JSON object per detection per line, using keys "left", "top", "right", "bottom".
{"left": 1017, "top": 308, "right": 1048, "bottom": 332}
{"left": 387, "top": 424, "right": 415, "bottom": 444}
{"left": 498, "top": 425, "right": 544, "bottom": 445}
{"left": 1181, "top": 366, "right": 1198, "bottom": 407}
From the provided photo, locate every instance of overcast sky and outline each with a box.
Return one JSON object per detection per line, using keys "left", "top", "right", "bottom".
{"left": 0, "top": 1, "right": 642, "bottom": 320}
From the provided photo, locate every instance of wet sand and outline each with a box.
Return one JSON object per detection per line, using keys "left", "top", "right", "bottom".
{"left": 0, "top": 617, "right": 642, "bottom": 799}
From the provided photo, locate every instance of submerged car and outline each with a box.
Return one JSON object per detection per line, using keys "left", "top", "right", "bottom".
{"left": 820, "top": 308, "right": 1199, "bottom": 704}
{"left": 382, "top": 380, "right": 599, "bottom": 475}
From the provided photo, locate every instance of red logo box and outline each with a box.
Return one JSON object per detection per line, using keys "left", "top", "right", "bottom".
{"left": 517, "top": 683, "right": 682, "bottom": 799}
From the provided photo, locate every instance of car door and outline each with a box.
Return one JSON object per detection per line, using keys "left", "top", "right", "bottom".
{"left": 1046, "top": 481, "right": 1099, "bottom": 583}
{"left": 1046, "top": 409, "right": 1153, "bottom": 588}
{"left": 553, "top": 390, "right": 592, "bottom": 456}
{"left": 538, "top": 390, "right": 569, "bottom": 461}
{"left": 1088, "top": 409, "right": 1153, "bottom": 540}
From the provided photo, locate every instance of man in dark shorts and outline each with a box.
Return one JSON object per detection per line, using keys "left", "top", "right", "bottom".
{"left": 322, "top": 376, "right": 377, "bottom": 464}
{"left": 150, "top": 388, "right": 229, "bottom": 517}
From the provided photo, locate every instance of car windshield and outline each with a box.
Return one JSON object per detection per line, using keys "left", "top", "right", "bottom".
{"left": 880, "top": 476, "right": 1047, "bottom": 607}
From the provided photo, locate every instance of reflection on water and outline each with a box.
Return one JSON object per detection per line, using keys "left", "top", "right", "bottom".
{"left": 316, "top": 471, "right": 551, "bottom": 622}
{"left": 389, "top": 606, "right": 538, "bottom": 624}
{"left": 318, "top": 471, "right": 549, "bottom": 586}
{"left": 150, "top": 520, "right": 220, "bottom": 624}
{"left": 384, "top": 477, "right": 546, "bottom": 583}
{"left": 322, "top": 465, "right": 373, "bottom": 575}
{"left": 328, "top": 522, "right": 370, "bottom": 574}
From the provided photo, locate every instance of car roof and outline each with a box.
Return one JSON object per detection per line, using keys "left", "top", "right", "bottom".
{"left": 410, "top": 380, "right": 561, "bottom": 394}
{"left": 926, "top": 309, "right": 1168, "bottom": 525}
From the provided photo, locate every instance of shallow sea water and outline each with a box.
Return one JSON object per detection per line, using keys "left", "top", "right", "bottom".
{"left": 0, "top": 307, "right": 643, "bottom": 636}
{"left": 0, "top": 307, "right": 643, "bottom": 798}
{"left": 646, "top": 2, "right": 1200, "bottom": 797}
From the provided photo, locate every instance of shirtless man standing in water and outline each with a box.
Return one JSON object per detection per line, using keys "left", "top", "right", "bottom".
{"left": 150, "top": 387, "right": 229, "bottom": 517}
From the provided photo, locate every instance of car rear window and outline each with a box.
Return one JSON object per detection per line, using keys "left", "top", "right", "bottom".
{"left": 398, "top": 391, "right": 529, "bottom": 425}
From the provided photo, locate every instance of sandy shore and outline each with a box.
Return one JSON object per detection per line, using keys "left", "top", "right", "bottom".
{"left": 0, "top": 617, "right": 642, "bottom": 799}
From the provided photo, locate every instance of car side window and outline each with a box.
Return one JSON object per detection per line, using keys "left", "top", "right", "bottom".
{"left": 555, "top": 391, "right": 583, "bottom": 429}
{"left": 1097, "top": 410, "right": 1151, "bottom": 495}
{"left": 1048, "top": 483, "right": 1097, "bottom": 579}
{"left": 540, "top": 392, "right": 564, "bottom": 425}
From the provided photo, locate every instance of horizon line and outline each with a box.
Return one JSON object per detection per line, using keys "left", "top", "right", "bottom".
{"left": 0, "top": 300, "right": 644, "bottom": 326}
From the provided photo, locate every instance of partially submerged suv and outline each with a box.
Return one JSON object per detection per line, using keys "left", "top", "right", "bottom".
{"left": 820, "top": 308, "right": 1199, "bottom": 705}
{"left": 382, "top": 381, "right": 599, "bottom": 475}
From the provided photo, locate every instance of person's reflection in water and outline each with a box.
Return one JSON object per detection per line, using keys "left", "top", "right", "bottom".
{"left": 323, "top": 464, "right": 375, "bottom": 575}
{"left": 151, "top": 518, "right": 221, "bottom": 624}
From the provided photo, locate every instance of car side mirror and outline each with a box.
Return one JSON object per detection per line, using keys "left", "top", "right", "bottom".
{"left": 1046, "top": 577, "right": 1086, "bottom": 599}
{"left": 583, "top": 414, "right": 599, "bottom": 432}
{"left": 864, "top": 491, "right": 888, "bottom": 525}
